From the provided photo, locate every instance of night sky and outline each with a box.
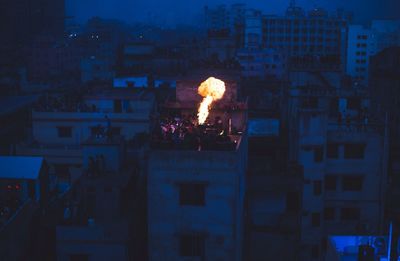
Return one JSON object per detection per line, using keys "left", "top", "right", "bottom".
{"left": 67, "top": 0, "right": 400, "bottom": 25}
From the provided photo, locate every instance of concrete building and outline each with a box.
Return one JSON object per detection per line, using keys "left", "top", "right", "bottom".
{"left": 0, "top": 95, "right": 38, "bottom": 155}
{"left": 80, "top": 56, "right": 115, "bottom": 84}
{"left": 147, "top": 72, "right": 247, "bottom": 260}
{"left": 55, "top": 136, "right": 137, "bottom": 261}
{"left": 246, "top": 117, "right": 303, "bottom": 260}
{"left": 326, "top": 235, "right": 393, "bottom": 260}
{"left": 245, "top": 3, "right": 350, "bottom": 68}
{"left": 236, "top": 48, "right": 286, "bottom": 79}
{"left": 204, "top": 4, "right": 247, "bottom": 58}
{"left": 370, "top": 47, "right": 400, "bottom": 253}
{"left": 16, "top": 89, "right": 155, "bottom": 193}
{"left": 345, "top": 20, "right": 400, "bottom": 86}
{"left": 287, "top": 71, "right": 387, "bottom": 260}
{"left": 0, "top": 156, "right": 48, "bottom": 261}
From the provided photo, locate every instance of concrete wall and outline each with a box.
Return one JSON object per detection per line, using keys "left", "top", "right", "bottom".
{"left": 148, "top": 140, "right": 246, "bottom": 261}
{"left": 56, "top": 226, "right": 128, "bottom": 261}
{"left": 32, "top": 111, "right": 151, "bottom": 145}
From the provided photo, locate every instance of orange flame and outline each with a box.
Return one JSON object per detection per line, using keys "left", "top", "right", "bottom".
{"left": 197, "top": 77, "right": 226, "bottom": 125}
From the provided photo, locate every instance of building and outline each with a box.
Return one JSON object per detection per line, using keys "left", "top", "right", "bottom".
{"left": 345, "top": 20, "right": 400, "bottom": 86}
{"left": 27, "top": 36, "right": 82, "bottom": 84}
{"left": 326, "top": 235, "right": 393, "bottom": 260}
{"left": 16, "top": 88, "right": 155, "bottom": 194}
{"left": 236, "top": 48, "right": 286, "bottom": 79}
{"left": 80, "top": 56, "right": 115, "bottom": 84}
{"left": 245, "top": 117, "right": 303, "bottom": 260}
{"left": 370, "top": 47, "right": 400, "bottom": 252}
{"left": 287, "top": 70, "right": 387, "bottom": 260}
{"left": 245, "top": 3, "right": 350, "bottom": 69}
{"left": 0, "top": 95, "right": 38, "bottom": 155}
{"left": 204, "top": 4, "right": 247, "bottom": 58}
{"left": 147, "top": 72, "right": 247, "bottom": 260}
{"left": 55, "top": 134, "right": 140, "bottom": 261}
{"left": 0, "top": 156, "right": 48, "bottom": 260}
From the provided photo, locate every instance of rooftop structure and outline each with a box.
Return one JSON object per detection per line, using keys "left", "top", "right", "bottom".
{"left": 147, "top": 72, "right": 247, "bottom": 260}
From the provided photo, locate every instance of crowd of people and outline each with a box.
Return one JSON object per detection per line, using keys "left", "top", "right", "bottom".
{"left": 152, "top": 115, "right": 236, "bottom": 151}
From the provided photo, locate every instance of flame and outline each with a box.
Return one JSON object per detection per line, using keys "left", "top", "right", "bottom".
{"left": 197, "top": 77, "right": 226, "bottom": 125}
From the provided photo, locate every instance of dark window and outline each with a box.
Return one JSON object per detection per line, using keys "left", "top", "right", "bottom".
{"left": 341, "top": 207, "right": 360, "bottom": 220}
{"left": 286, "top": 191, "right": 300, "bottom": 212}
{"left": 57, "top": 126, "right": 72, "bottom": 138}
{"left": 311, "top": 212, "right": 320, "bottom": 227}
{"left": 86, "top": 193, "right": 96, "bottom": 218}
{"left": 54, "top": 164, "right": 70, "bottom": 180}
{"left": 313, "top": 180, "right": 322, "bottom": 196}
{"left": 180, "top": 234, "right": 205, "bottom": 257}
{"left": 179, "top": 183, "right": 205, "bottom": 206}
{"left": 324, "top": 207, "right": 335, "bottom": 220}
{"left": 327, "top": 144, "right": 339, "bottom": 159}
{"left": 325, "top": 175, "right": 337, "bottom": 191}
{"left": 69, "top": 254, "right": 89, "bottom": 261}
{"left": 312, "top": 244, "right": 319, "bottom": 259}
{"left": 344, "top": 144, "right": 366, "bottom": 159}
{"left": 113, "top": 99, "right": 122, "bottom": 113}
{"left": 111, "top": 127, "right": 121, "bottom": 136}
{"left": 104, "top": 186, "right": 112, "bottom": 193}
{"left": 342, "top": 176, "right": 363, "bottom": 191}
{"left": 347, "top": 97, "right": 361, "bottom": 110}
{"left": 314, "top": 146, "right": 324, "bottom": 162}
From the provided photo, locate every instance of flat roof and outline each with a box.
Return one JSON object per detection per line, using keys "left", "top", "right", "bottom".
{"left": 0, "top": 156, "right": 44, "bottom": 180}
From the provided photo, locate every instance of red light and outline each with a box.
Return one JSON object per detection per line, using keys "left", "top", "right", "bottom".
{"left": 15, "top": 184, "right": 20, "bottom": 190}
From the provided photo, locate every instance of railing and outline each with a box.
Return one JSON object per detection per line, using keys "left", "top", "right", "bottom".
{"left": 328, "top": 122, "right": 384, "bottom": 134}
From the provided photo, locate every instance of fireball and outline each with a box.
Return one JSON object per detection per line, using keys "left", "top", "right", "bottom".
{"left": 197, "top": 77, "right": 226, "bottom": 125}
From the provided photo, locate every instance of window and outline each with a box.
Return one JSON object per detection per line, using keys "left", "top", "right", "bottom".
{"left": 341, "top": 207, "right": 360, "bottom": 220}
{"left": 324, "top": 207, "right": 335, "bottom": 220}
{"left": 179, "top": 183, "right": 205, "bottom": 206}
{"left": 314, "top": 146, "right": 324, "bottom": 162}
{"left": 325, "top": 175, "right": 337, "bottom": 191}
{"left": 111, "top": 127, "right": 121, "bottom": 136}
{"left": 57, "top": 126, "right": 72, "bottom": 138}
{"left": 312, "top": 245, "right": 319, "bottom": 259}
{"left": 342, "top": 176, "right": 363, "bottom": 191}
{"left": 54, "top": 164, "right": 70, "bottom": 180}
{"left": 313, "top": 180, "right": 322, "bottom": 196}
{"left": 327, "top": 144, "right": 339, "bottom": 159}
{"left": 114, "top": 99, "right": 122, "bottom": 113}
{"left": 344, "top": 144, "right": 365, "bottom": 159}
{"left": 180, "top": 234, "right": 205, "bottom": 257}
{"left": 311, "top": 212, "right": 320, "bottom": 227}
{"left": 286, "top": 191, "right": 300, "bottom": 212}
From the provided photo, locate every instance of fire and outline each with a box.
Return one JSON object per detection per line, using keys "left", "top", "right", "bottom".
{"left": 197, "top": 77, "right": 226, "bottom": 125}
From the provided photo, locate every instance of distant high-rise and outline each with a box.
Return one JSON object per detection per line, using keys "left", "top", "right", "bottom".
{"left": 244, "top": 4, "right": 351, "bottom": 69}
{"left": 346, "top": 20, "right": 400, "bottom": 86}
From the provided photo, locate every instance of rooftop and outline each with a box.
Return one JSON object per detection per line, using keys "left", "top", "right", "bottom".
{"left": 33, "top": 89, "right": 154, "bottom": 113}
{"left": 0, "top": 156, "right": 44, "bottom": 180}
{"left": 151, "top": 115, "right": 242, "bottom": 151}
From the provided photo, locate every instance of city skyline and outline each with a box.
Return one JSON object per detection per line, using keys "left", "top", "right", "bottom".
{"left": 67, "top": 0, "right": 400, "bottom": 25}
